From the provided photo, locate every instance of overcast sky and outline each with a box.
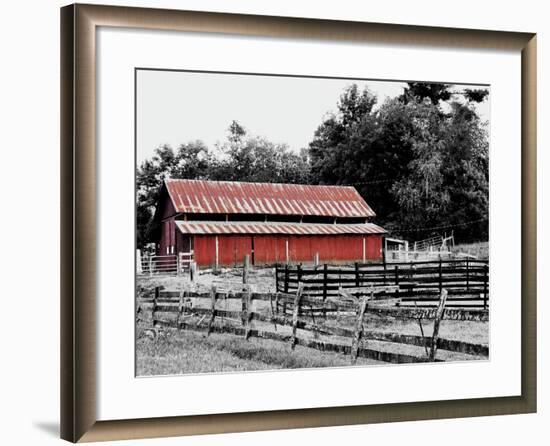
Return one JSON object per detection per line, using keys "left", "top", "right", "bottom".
{"left": 136, "top": 70, "right": 489, "bottom": 163}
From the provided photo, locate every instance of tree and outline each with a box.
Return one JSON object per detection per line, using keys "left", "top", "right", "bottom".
{"left": 136, "top": 141, "right": 216, "bottom": 248}
{"left": 136, "top": 121, "right": 311, "bottom": 248}
{"left": 463, "top": 88, "right": 490, "bottom": 103}
{"left": 402, "top": 82, "right": 452, "bottom": 104}
{"left": 216, "top": 122, "right": 310, "bottom": 184}
{"left": 308, "top": 83, "right": 489, "bottom": 242}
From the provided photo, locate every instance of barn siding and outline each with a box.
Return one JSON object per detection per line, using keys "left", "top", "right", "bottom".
{"left": 190, "top": 234, "right": 383, "bottom": 267}
{"left": 366, "top": 235, "right": 383, "bottom": 260}
{"left": 193, "top": 236, "right": 216, "bottom": 266}
{"left": 193, "top": 235, "right": 253, "bottom": 267}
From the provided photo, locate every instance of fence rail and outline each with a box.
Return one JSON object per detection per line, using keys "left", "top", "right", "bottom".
{"left": 275, "top": 259, "right": 489, "bottom": 309}
{"left": 138, "top": 252, "right": 194, "bottom": 276}
{"left": 140, "top": 285, "right": 489, "bottom": 365}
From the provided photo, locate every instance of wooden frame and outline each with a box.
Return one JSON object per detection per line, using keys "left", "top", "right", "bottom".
{"left": 60, "top": 3, "right": 537, "bottom": 443}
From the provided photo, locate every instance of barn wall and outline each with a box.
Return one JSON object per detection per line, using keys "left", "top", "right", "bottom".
{"left": 193, "top": 235, "right": 253, "bottom": 267}
{"left": 158, "top": 217, "right": 177, "bottom": 256}
{"left": 190, "top": 234, "right": 383, "bottom": 267}
{"left": 175, "top": 231, "right": 192, "bottom": 254}
{"left": 157, "top": 188, "right": 177, "bottom": 221}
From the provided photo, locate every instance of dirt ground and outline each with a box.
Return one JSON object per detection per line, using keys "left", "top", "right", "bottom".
{"left": 137, "top": 267, "right": 276, "bottom": 297}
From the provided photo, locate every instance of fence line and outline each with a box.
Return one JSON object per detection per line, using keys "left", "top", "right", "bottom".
{"left": 143, "top": 285, "right": 489, "bottom": 365}
{"left": 275, "top": 259, "right": 489, "bottom": 309}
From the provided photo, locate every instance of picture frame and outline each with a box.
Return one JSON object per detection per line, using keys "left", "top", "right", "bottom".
{"left": 60, "top": 3, "right": 537, "bottom": 443}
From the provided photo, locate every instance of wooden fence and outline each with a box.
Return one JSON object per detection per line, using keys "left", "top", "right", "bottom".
{"left": 139, "top": 284, "right": 489, "bottom": 365}
{"left": 276, "top": 259, "right": 489, "bottom": 309}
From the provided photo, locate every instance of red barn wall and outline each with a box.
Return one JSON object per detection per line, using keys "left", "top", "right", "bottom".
{"left": 190, "top": 234, "right": 383, "bottom": 267}
{"left": 193, "top": 235, "right": 253, "bottom": 267}
{"left": 158, "top": 217, "right": 177, "bottom": 256}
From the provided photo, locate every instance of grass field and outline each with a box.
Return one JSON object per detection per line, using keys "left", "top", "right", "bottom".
{"left": 136, "top": 309, "right": 489, "bottom": 376}
{"left": 136, "top": 324, "right": 385, "bottom": 376}
{"left": 452, "top": 241, "right": 489, "bottom": 259}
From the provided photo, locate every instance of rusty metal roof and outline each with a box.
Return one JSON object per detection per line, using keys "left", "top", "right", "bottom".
{"left": 165, "top": 179, "right": 376, "bottom": 218}
{"left": 175, "top": 221, "right": 386, "bottom": 236}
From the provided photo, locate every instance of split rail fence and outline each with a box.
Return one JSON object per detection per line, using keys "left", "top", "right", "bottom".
{"left": 276, "top": 259, "right": 489, "bottom": 309}
{"left": 139, "top": 284, "right": 489, "bottom": 365}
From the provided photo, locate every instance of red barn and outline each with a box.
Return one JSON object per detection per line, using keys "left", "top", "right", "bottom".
{"left": 151, "top": 179, "right": 386, "bottom": 267}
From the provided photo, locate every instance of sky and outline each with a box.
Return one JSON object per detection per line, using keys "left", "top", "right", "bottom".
{"left": 136, "top": 70, "right": 489, "bottom": 163}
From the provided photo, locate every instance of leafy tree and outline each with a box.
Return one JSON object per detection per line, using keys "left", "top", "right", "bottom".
{"left": 308, "top": 83, "right": 489, "bottom": 242}
{"left": 136, "top": 122, "right": 311, "bottom": 248}
{"left": 136, "top": 141, "right": 216, "bottom": 248}
{"left": 463, "top": 88, "right": 490, "bottom": 103}
{"left": 402, "top": 82, "right": 452, "bottom": 104}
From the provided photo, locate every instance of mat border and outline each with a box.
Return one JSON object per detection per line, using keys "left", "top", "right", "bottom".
{"left": 60, "top": 3, "right": 537, "bottom": 442}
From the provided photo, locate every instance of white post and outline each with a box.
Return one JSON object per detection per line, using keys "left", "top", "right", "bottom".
{"left": 285, "top": 239, "right": 289, "bottom": 264}
{"left": 362, "top": 237, "right": 366, "bottom": 262}
{"left": 215, "top": 236, "right": 219, "bottom": 271}
{"left": 313, "top": 252, "right": 319, "bottom": 267}
{"left": 136, "top": 249, "right": 142, "bottom": 275}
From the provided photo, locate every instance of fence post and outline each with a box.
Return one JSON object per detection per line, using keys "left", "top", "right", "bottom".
{"left": 241, "top": 286, "right": 247, "bottom": 327}
{"left": 149, "top": 256, "right": 153, "bottom": 277}
{"left": 207, "top": 285, "right": 217, "bottom": 336}
{"left": 243, "top": 254, "right": 250, "bottom": 284}
{"left": 323, "top": 264, "right": 328, "bottom": 320}
{"left": 438, "top": 259, "right": 443, "bottom": 294}
{"left": 189, "top": 261, "right": 197, "bottom": 283}
{"left": 351, "top": 291, "right": 370, "bottom": 364}
{"left": 429, "top": 289, "right": 448, "bottom": 361}
{"left": 137, "top": 249, "right": 143, "bottom": 275}
{"left": 394, "top": 265, "right": 399, "bottom": 298}
{"left": 290, "top": 284, "right": 304, "bottom": 350}
{"left": 176, "top": 254, "right": 181, "bottom": 277}
{"left": 242, "top": 285, "right": 252, "bottom": 340}
{"left": 284, "top": 264, "right": 289, "bottom": 294}
{"left": 313, "top": 252, "right": 319, "bottom": 267}
{"left": 177, "top": 288, "right": 186, "bottom": 329}
{"left": 355, "top": 262, "right": 360, "bottom": 287}
{"left": 483, "top": 264, "right": 489, "bottom": 309}
{"left": 152, "top": 286, "right": 159, "bottom": 327}
{"left": 269, "top": 292, "right": 278, "bottom": 332}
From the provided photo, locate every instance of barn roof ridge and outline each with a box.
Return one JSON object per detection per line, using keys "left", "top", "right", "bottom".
{"left": 165, "top": 177, "right": 358, "bottom": 190}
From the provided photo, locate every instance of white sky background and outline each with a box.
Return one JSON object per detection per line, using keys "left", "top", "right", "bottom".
{"left": 136, "top": 70, "right": 489, "bottom": 164}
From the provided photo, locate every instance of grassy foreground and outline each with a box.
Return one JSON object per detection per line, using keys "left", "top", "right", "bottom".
{"left": 136, "top": 324, "right": 383, "bottom": 376}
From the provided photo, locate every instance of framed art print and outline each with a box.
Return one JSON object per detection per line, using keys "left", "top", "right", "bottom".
{"left": 60, "top": 3, "right": 536, "bottom": 442}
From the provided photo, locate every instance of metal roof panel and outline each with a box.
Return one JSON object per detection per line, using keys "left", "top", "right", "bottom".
{"left": 175, "top": 221, "right": 386, "bottom": 236}
{"left": 165, "top": 179, "right": 376, "bottom": 218}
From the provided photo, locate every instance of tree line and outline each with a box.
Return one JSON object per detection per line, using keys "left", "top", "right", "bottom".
{"left": 137, "top": 82, "right": 489, "bottom": 248}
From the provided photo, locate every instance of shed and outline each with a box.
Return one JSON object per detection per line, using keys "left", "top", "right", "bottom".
{"left": 151, "top": 179, "right": 386, "bottom": 267}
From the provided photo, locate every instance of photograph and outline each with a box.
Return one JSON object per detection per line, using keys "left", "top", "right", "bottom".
{"left": 135, "top": 69, "right": 491, "bottom": 377}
